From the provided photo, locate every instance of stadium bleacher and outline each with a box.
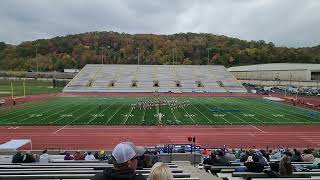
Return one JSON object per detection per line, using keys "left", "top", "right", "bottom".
{"left": 63, "top": 65, "right": 247, "bottom": 93}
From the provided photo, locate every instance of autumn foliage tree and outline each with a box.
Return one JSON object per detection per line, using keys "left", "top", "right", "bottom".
{"left": 0, "top": 32, "right": 319, "bottom": 71}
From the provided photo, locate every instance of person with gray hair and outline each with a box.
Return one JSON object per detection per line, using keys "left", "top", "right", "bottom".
{"left": 91, "top": 142, "right": 146, "bottom": 180}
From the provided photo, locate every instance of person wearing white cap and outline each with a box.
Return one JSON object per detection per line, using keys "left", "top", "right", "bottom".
{"left": 91, "top": 142, "right": 146, "bottom": 180}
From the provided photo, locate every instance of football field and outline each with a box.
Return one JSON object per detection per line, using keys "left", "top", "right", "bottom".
{"left": 0, "top": 96, "right": 319, "bottom": 125}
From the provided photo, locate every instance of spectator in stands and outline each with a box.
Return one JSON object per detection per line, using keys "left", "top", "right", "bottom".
{"left": 23, "top": 151, "right": 36, "bottom": 163}
{"left": 99, "top": 150, "right": 108, "bottom": 160}
{"left": 142, "top": 154, "right": 153, "bottom": 168}
{"left": 91, "top": 141, "right": 146, "bottom": 180}
{"left": 302, "top": 149, "right": 315, "bottom": 162}
{"left": 313, "top": 149, "right": 320, "bottom": 158}
{"left": 244, "top": 154, "right": 264, "bottom": 172}
{"left": 270, "top": 149, "right": 282, "bottom": 160}
{"left": 240, "top": 150, "right": 252, "bottom": 162}
{"left": 225, "top": 149, "right": 236, "bottom": 161}
{"left": 215, "top": 150, "right": 230, "bottom": 165}
{"left": 73, "top": 150, "right": 84, "bottom": 160}
{"left": 39, "top": 149, "right": 50, "bottom": 163}
{"left": 85, "top": 152, "right": 96, "bottom": 161}
{"left": 255, "top": 151, "right": 268, "bottom": 166}
{"left": 279, "top": 155, "right": 294, "bottom": 176}
{"left": 64, "top": 152, "right": 74, "bottom": 160}
{"left": 94, "top": 151, "right": 100, "bottom": 159}
{"left": 151, "top": 151, "right": 160, "bottom": 165}
{"left": 12, "top": 151, "right": 24, "bottom": 163}
{"left": 204, "top": 151, "right": 218, "bottom": 165}
{"left": 148, "top": 162, "right": 174, "bottom": 180}
{"left": 291, "top": 149, "right": 303, "bottom": 162}
{"left": 260, "top": 149, "right": 270, "bottom": 162}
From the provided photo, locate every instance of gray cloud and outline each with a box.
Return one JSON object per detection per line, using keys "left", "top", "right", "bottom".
{"left": 0, "top": 0, "right": 319, "bottom": 47}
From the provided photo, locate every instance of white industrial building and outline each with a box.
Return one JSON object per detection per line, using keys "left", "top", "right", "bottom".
{"left": 228, "top": 63, "right": 320, "bottom": 81}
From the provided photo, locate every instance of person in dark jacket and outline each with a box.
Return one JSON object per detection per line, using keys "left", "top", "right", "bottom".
{"left": 12, "top": 152, "right": 24, "bottom": 163}
{"left": 23, "top": 151, "right": 35, "bottom": 163}
{"left": 91, "top": 142, "right": 146, "bottom": 180}
{"left": 245, "top": 154, "right": 265, "bottom": 172}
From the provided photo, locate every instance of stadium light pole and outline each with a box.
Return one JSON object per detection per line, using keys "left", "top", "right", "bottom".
{"left": 137, "top": 48, "right": 140, "bottom": 65}
{"left": 101, "top": 49, "right": 104, "bottom": 64}
{"left": 172, "top": 48, "right": 175, "bottom": 65}
{"left": 36, "top": 45, "right": 39, "bottom": 72}
{"left": 207, "top": 48, "right": 210, "bottom": 65}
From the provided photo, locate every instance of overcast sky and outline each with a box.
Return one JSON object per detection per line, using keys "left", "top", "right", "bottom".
{"left": 0, "top": 0, "right": 319, "bottom": 47}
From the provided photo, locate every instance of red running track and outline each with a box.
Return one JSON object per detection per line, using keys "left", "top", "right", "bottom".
{"left": 0, "top": 125, "right": 320, "bottom": 150}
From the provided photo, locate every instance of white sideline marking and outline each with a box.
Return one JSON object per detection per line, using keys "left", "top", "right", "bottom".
{"left": 250, "top": 125, "right": 266, "bottom": 133}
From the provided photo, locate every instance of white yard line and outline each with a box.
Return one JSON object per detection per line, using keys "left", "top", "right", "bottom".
{"left": 122, "top": 107, "right": 134, "bottom": 124}
{"left": 188, "top": 98, "right": 213, "bottom": 124}
{"left": 86, "top": 101, "right": 116, "bottom": 124}
{"left": 1, "top": 100, "right": 63, "bottom": 123}
{"left": 0, "top": 100, "right": 57, "bottom": 118}
{"left": 196, "top": 98, "right": 232, "bottom": 125}
{"left": 20, "top": 101, "right": 75, "bottom": 124}
{"left": 106, "top": 104, "right": 125, "bottom": 124}
{"left": 44, "top": 103, "right": 86, "bottom": 124}
{"left": 181, "top": 106, "right": 196, "bottom": 124}
{"left": 219, "top": 97, "right": 265, "bottom": 124}
{"left": 240, "top": 98, "right": 312, "bottom": 123}
{"left": 49, "top": 100, "right": 97, "bottom": 125}
{"left": 208, "top": 97, "right": 250, "bottom": 124}
{"left": 230, "top": 97, "right": 280, "bottom": 124}
{"left": 64, "top": 104, "right": 100, "bottom": 126}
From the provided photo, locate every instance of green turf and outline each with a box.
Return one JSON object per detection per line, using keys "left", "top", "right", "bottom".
{"left": 0, "top": 80, "right": 62, "bottom": 97}
{"left": 0, "top": 96, "right": 319, "bottom": 126}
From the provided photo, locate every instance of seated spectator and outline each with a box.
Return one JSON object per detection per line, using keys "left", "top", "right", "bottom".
{"left": 73, "top": 150, "right": 84, "bottom": 160}
{"left": 85, "top": 152, "right": 96, "bottom": 161}
{"left": 260, "top": 149, "right": 270, "bottom": 162}
{"left": 240, "top": 150, "right": 252, "bottom": 162}
{"left": 12, "top": 151, "right": 24, "bottom": 163}
{"left": 215, "top": 150, "right": 230, "bottom": 165}
{"left": 270, "top": 149, "right": 282, "bottom": 160}
{"left": 39, "top": 149, "right": 50, "bottom": 163}
{"left": 91, "top": 141, "right": 146, "bottom": 180}
{"left": 142, "top": 154, "right": 153, "bottom": 168}
{"left": 98, "top": 150, "right": 107, "bottom": 160}
{"left": 313, "top": 149, "right": 320, "bottom": 158}
{"left": 302, "top": 149, "right": 315, "bottom": 162}
{"left": 279, "top": 155, "right": 293, "bottom": 176}
{"left": 203, "top": 151, "right": 216, "bottom": 165}
{"left": 148, "top": 162, "right": 174, "bottom": 180}
{"left": 291, "top": 149, "right": 303, "bottom": 162}
{"left": 94, "top": 151, "right": 99, "bottom": 159}
{"left": 64, "top": 152, "right": 74, "bottom": 160}
{"left": 255, "top": 151, "right": 268, "bottom": 166}
{"left": 225, "top": 149, "right": 236, "bottom": 161}
{"left": 245, "top": 154, "right": 264, "bottom": 172}
{"left": 23, "top": 151, "right": 35, "bottom": 163}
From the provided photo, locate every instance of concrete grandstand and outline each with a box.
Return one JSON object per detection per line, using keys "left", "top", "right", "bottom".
{"left": 63, "top": 64, "right": 247, "bottom": 93}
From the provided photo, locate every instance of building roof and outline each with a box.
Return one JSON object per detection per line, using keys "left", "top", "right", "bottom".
{"left": 228, "top": 63, "right": 320, "bottom": 72}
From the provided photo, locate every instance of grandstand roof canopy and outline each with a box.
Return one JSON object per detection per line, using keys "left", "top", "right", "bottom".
{"left": 228, "top": 63, "right": 320, "bottom": 72}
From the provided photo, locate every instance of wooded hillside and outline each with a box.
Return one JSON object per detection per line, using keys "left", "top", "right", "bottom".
{"left": 0, "top": 31, "right": 320, "bottom": 71}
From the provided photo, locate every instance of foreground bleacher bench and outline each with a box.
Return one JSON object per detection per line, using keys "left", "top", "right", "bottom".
{"left": 0, "top": 162, "right": 199, "bottom": 180}
{"left": 251, "top": 178, "right": 320, "bottom": 180}
{"left": 232, "top": 172, "right": 311, "bottom": 180}
{"left": 0, "top": 173, "right": 194, "bottom": 179}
